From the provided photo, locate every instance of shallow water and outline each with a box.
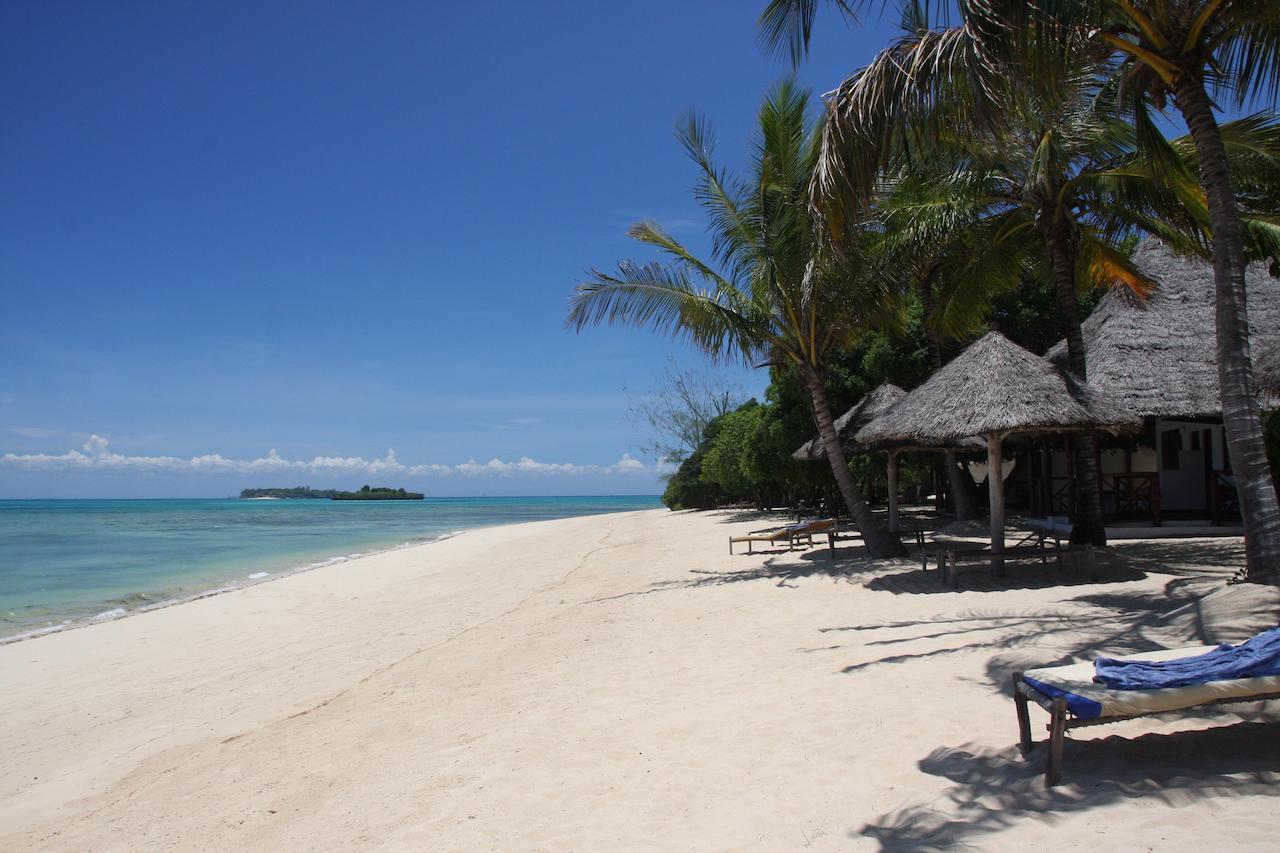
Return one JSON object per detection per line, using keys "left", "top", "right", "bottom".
{"left": 0, "top": 495, "right": 660, "bottom": 641}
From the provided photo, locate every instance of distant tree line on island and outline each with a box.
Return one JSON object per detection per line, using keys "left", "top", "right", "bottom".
{"left": 239, "top": 486, "right": 424, "bottom": 500}
{"left": 332, "top": 485, "right": 424, "bottom": 500}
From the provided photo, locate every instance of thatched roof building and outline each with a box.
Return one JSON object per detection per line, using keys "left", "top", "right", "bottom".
{"left": 792, "top": 383, "right": 906, "bottom": 462}
{"left": 856, "top": 332, "right": 1136, "bottom": 447}
{"left": 1045, "top": 239, "right": 1280, "bottom": 416}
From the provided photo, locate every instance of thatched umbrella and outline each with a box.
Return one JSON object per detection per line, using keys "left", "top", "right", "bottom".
{"left": 793, "top": 384, "right": 909, "bottom": 530}
{"left": 856, "top": 331, "right": 1137, "bottom": 572}
{"left": 792, "top": 383, "right": 906, "bottom": 462}
{"left": 794, "top": 383, "right": 982, "bottom": 532}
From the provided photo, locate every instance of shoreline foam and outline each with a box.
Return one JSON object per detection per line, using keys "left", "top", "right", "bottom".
{"left": 0, "top": 530, "right": 465, "bottom": 646}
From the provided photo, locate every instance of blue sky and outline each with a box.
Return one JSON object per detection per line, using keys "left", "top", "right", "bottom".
{"left": 1, "top": 1, "right": 902, "bottom": 497}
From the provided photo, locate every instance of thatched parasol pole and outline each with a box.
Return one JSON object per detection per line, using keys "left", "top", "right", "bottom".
{"left": 886, "top": 450, "right": 900, "bottom": 533}
{"left": 987, "top": 432, "right": 1006, "bottom": 576}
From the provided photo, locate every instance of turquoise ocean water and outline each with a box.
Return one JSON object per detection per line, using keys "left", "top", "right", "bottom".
{"left": 0, "top": 496, "right": 661, "bottom": 642}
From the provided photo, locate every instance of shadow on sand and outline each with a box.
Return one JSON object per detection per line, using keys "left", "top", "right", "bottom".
{"left": 821, "top": 560, "right": 1271, "bottom": 849}
{"left": 819, "top": 574, "right": 1224, "bottom": 683}
{"left": 862, "top": 552, "right": 1147, "bottom": 596}
{"left": 859, "top": 718, "right": 1280, "bottom": 851}
{"left": 652, "top": 514, "right": 1263, "bottom": 846}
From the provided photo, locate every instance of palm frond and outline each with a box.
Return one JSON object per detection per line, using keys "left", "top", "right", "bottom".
{"left": 568, "top": 261, "right": 768, "bottom": 365}
{"left": 1076, "top": 228, "right": 1156, "bottom": 297}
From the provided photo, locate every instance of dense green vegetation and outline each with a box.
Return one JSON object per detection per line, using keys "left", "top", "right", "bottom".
{"left": 331, "top": 486, "right": 424, "bottom": 501}
{"left": 576, "top": 0, "right": 1280, "bottom": 579}
{"left": 240, "top": 486, "right": 424, "bottom": 500}
{"left": 661, "top": 281, "right": 1098, "bottom": 511}
{"left": 240, "top": 487, "right": 339, "bottom": 499}
{"left": 756, "top": 0, "right": 1280, "bottom": 584}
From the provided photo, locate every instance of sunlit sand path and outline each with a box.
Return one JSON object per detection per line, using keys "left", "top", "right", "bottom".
{"left": 1, "top": 509, "right": 1275, "bottom": 851}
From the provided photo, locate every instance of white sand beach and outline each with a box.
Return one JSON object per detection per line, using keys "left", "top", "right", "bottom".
{"left": 2, "top": 508, "right": 1278, "bottom": 851}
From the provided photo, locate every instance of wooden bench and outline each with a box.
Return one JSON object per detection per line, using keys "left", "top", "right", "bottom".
{"left": 937, "top": 532, "right": 1091, "bottom": 589}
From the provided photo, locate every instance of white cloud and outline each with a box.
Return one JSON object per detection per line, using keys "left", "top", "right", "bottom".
{"left": 1, "top": 435, "right": 654, "bottom": 478}
{"left": 614, "top": 453, "right": 645, "bottom": 472}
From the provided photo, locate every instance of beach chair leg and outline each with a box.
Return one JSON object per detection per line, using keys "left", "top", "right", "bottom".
{"left": 1046, "top": 697, "right": 1067, "bottom": 786}
{"left": 1012, "top": 674, "right": 1033, "bottom": 755}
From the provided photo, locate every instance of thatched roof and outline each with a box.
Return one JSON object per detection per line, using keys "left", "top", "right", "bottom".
{"left": 792, "top": 383, "right": 906, "bottom": 461}
{"left": 1255, "top": 341, "right": 1280, "bottom": 396}
{"left": 856, "top": 331, "right": 1137, "bottom": 445}
{"left": 1045, "top": 239, "right": 1280, "bottom": 417}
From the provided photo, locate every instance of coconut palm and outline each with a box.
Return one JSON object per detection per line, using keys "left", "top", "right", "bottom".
{"left": 1083, "top": 0, "right": 1280, "bottom": 578}
{"left": 568, "top": 81, "right": 906, "bottom": 558}
{"left": 814, "top": 13, "right": 1206, "bottom": 543}
{"left": 761, "top": 0, "right": 1280, "bottom": 577}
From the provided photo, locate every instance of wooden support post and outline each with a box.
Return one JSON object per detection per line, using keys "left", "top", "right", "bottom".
{"left": 1093, "top": 432, "right": 1105, "bottom": 513}
{"left": 1152, "top": 473, "right": 1162, "bottom": 526}
{"left": 1047, "top": 696, "right": 1067, "bottom": 786}
{"left": 987, "top": 432, "right": 1006, "bottom": 577}
{"left": 890, "top": 445, "right": 901, "bottom": 532}
{"left": 1065, "top": 434, "right": 1077, "bottom": 519}
{"left": 1012, "top": 674, "right": 1033, "bottom": 755}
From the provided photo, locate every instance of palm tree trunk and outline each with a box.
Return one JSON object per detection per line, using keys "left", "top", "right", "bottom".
{"left": 1174, "top": 78, "right": 1280, "bottom": 584}
{"left": 919, "top": 273, "right": 978, "bottom": 521}
{"left": 1043, "top": 215, "right": 1108, "bottom": 547}
{"left": 802, "top": 366, "right": 906, "bottom": 559}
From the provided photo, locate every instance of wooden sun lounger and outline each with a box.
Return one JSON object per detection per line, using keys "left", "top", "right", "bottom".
{"left": 729, "top": 519, "right": 838, "bottom": 556}
{"left": 1012, "top": 647, "right": 1280, "bottom": 786}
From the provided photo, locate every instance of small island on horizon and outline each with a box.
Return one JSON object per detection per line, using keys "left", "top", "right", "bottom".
{"left": 240, "top": 486, "right": 425, "bottom": 501}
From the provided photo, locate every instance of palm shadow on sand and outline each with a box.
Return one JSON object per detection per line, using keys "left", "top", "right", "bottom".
{"left": 858, "top": 717, "right": 1280, "bottom": 851}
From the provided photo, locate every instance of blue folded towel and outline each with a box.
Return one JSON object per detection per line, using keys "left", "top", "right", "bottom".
{"left": 1093, "top": 627, "right": 1280, "bottom": 690}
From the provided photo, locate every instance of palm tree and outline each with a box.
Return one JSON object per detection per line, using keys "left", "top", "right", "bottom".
{"left": 1082, "top": 0, "right": 1280, "bottom": 579}
{"left": 568, "top": 81, "right": 907, "bottom": 558}
{"left": 772, "top": 6, "right": 1201, "bottom": 544}
{"left": 761, "top": 0, "right": 1280, "bottom": 576}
